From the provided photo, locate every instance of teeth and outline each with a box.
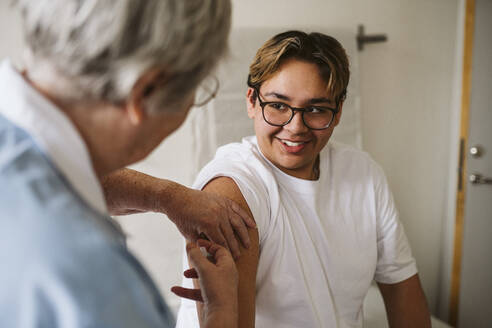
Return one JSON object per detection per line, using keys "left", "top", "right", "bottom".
{"left": 282, "top": 140, "right": 304, "bottom": 147}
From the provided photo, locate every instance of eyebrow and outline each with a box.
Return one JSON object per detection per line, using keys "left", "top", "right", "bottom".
{"left": 263, "top": 91, "right": 334, "bottom": 105}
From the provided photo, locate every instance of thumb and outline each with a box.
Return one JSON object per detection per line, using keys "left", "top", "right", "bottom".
{"left": 197, "top": 241, "right": 235, "bottom": 269}
{"left": 186, "top": 242, "right": 212, "bottom": 273}
{"left": 209, "top": 244, "right": 236, "bottom": 269}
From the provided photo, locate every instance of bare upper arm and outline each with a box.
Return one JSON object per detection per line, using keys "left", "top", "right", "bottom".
{"left": 377, "top": 274, "right": 431, "bottom": 328}
{"left": 192, "top": 176, "right": 259, "bottom": 328}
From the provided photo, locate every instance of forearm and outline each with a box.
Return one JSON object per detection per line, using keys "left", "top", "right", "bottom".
{"left": 101, "top": 168, "right": 183, "bottom": 216}
{"left": 203, "top": 311, "right": 237, "bottom": 328}
{"left": 102, "top": 169, "right": 256, "bottom": 256}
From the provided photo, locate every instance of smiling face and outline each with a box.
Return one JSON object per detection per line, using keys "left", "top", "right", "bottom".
{"left": 247, "top": 58, "right": 343, "bottom": 180}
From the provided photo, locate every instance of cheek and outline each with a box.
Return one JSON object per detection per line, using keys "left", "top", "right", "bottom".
{"left": 167, "top": 111, "right": 188, "bottom": 131}
{"left": 254, "top": 116, "right": 281, "bottom": 138}
{"left": 313, "top": 129, "right": 334, "bottom": 147}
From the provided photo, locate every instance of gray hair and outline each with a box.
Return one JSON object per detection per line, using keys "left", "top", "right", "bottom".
{"left": 14, "top": 0, "right": 231, "bottom": 113}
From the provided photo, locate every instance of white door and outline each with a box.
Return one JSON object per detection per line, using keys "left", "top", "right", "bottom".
{"left": 458, "top": 0, "right": 492, "bottom": 326}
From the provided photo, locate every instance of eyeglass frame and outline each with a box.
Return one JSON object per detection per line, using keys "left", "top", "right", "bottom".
{"left": 193, "top": 76, "right": 220, "bottom": 107}
{"left": 250, "top": 84, "right": 341, "bottom": 130}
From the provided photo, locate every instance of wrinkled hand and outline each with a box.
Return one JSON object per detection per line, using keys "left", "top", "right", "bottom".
{"left": 165, "top": 185, "right": 255, "bottom": 259}
{"left": 171, "top": 240, "right": 238, "bottom": 327}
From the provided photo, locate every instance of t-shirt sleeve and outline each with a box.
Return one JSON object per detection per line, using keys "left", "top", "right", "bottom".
{"left": 373, "top": 166, "right": 418, "bottom": 284}
{"left": 192, "top": 156, "right": 272, "bottom": 244}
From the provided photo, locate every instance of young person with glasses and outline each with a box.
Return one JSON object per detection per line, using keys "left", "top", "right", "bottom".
{"left": 177, "top": 30, "right": 431, "bottom": 328}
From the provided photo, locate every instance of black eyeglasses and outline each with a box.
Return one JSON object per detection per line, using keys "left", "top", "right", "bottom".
{"left": 252, "top": 86, "right": 340, "bottom": 130}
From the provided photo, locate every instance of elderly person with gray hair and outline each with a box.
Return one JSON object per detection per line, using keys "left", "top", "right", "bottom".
{"left": 0, "top": 1, "right": 254, "bottom": 327}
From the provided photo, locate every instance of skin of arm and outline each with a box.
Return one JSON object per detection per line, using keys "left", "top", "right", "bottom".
{"left": 101, "top": 168, "right": 169, "bottom": 216}
{"left": 377, "top": 274, "right": 431, "bottom": 328}
{"left": 101, "top": 168, "right": 256, "bottom": 258}
{"left": 191, "top": 177, "right": 260, "bottom": 328}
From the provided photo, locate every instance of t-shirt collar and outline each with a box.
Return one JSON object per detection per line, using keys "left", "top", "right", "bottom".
{"left": 247, "top": 135, "right": 325, "bottom": 194}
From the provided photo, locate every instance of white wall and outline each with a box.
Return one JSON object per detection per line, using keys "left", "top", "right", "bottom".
{"left": 0, "top": 0, "right": 462, "bottom": 322}
{"left": 0, "top": 1, "right": 24, "bottom": 66}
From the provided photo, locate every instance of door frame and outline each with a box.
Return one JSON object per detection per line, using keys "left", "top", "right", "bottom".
{"left": 449, "top": 0, "right": 475, "bottom": 325}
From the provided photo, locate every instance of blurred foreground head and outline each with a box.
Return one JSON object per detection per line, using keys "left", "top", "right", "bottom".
{"left": 13, "top": 0, "right": 231, "bottom": 113}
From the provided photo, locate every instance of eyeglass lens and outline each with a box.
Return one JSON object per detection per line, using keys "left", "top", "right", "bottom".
{"left": 263, "top": 103, "right": 334, "bottom": 129}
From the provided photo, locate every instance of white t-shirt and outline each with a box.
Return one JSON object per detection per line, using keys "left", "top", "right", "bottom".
{"left": 176, "top": 136, "right": 417, "bottom": 328}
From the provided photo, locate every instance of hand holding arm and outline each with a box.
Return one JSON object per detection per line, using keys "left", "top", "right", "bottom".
{"left": 194, "top": 177, "right": 259, "bottom": 328}
{"left": 172, "top": 240, "right": 239, "bottom": 328}
{"left": 101, "top": 168, "right": 256, "bottom": 258}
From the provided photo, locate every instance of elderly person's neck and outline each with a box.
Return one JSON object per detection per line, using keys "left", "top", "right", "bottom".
{"left": 24, "top": 70, "right": 143, "bottom": 179}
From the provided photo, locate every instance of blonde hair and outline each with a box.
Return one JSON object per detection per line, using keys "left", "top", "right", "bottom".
{"left": 248, "top": 30, "right": 350, "bottom": 103}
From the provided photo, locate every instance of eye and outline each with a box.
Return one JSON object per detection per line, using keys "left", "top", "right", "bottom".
{"left": 307, "top": 106, "right": 327, "bottom": 114}
{"left": 269, "top": 102, "right": 288, "bottom": 110}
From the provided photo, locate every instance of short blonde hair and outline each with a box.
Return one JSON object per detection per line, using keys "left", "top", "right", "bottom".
{"left": 248, "top": 30, "right": 350, "bottom": 103}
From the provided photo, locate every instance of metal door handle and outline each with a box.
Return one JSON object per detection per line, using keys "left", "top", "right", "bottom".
{"left": 469, "top": 173, "right": 492, "bottom": 185}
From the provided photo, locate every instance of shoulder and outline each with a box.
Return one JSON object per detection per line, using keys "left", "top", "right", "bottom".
{"left": 0, "top": 182, "right": 123, "bottom": 276}
{"left": 323, "top": 141, "right": 386, "bottom": 183}
{"left": 195, "top": 137, "right": 279, "bottom": 243}
{"left": 0, "top": 117, "right": 66, "bottom": 208}
{"left": 0, "top": 231, "right": 172, "bottom": 327}
{"left": 194, "top": 136, "right": 277, "bottom": 196}
{"left": 0, "top": 118, "right": 172, "bottom": 326}
{"left": 207, "top": 136, "right": 270, "bottom": 172}
{"left": 0, "top": 199, "right": 171, "bottom": 327}
{"left": 0, "top": 123, "right": 124, "bottom": 276}
{"left": 215, "top": 136, "right": 260, "bottom": 161}
{"left": 325, "top": 141, "right": 381, "bottom": 169}
{"left": 0, "top": 113, "right": 41, "bottom": 178}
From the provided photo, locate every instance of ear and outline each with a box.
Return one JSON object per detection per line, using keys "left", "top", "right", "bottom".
{"left": 126, "top": 68, "right": 165, "bottom": 125}
{"left": 246, "top": 87, "right": 257, "bottom": 119}
{"left": 332, "top": 101, "right": 343, "bottom": 127}
{"left": 126, "top": 98, "right": 144, "bottom": 125}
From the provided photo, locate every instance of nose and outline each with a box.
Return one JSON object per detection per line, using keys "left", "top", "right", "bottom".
{"left": 284, "top": 111, "right": 309, "bottom": 133}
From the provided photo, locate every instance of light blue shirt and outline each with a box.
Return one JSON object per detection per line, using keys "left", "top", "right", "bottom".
{"left": 0, "top": 61, "right": 174, "bottom": 327}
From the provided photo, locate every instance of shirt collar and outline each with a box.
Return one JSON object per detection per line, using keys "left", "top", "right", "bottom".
{"left": 0, "top": 60, "right": 108, "bottom": 215}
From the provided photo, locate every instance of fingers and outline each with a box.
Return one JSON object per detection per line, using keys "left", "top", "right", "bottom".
{"left": 230, "top": 200, "right": 256, "bottom": 228}
{"left": 170, "top": 286, "right": 203, "bottom": 302}
{"left": 186, "top": 241, "right": 217, "bottom": 274}
{"left": 229, "top": 209, "right": 251, "bottom": 249}
{"left": 196, "top": 239, "right": 213, "bottom": 248}
{"left": 197, "top": 239, "right": 235, "bottom": 269}
{"left": 220, "top": 221, "right": 241, "bottom": 260}
{"left": 190, "top": 240, "right": 235, "bottom": 274}
{"left": 183, "top": 268, "right": 198, "bottom": 279}
{"left": 203, "top": 228, "right": 228, "bottom": 253}
{"left": 186, "top": 242, "right": 208, "bottom": 268}
{"left": 198, "top": 232, "right": 210, "bottom": 241}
